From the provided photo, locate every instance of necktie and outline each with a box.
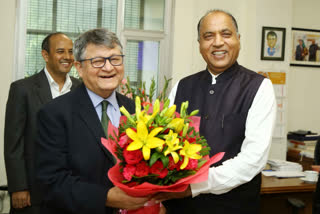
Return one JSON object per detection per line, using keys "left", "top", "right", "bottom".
{"left": 101, "top": 100, "right": 109, "bottom": 138}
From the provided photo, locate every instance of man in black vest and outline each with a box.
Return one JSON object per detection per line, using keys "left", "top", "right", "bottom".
{"left": 155, "top": 9, "right": 276, "bottom": 214}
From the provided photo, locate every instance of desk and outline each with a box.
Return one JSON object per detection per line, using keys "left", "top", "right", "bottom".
{"left": 261, "top": 175, "right": 316, "bottom": 214}
{"left": 287, "top": 148, "right": 314, "bottom": 170}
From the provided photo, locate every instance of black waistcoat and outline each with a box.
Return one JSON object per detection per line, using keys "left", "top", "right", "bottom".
{"left": 165, "top": 62, "right": 265, "bottom": 214}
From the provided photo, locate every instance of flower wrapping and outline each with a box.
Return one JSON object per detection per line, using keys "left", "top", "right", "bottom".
{"left": 101, "top": 97, "right": 224, "bottom": 199}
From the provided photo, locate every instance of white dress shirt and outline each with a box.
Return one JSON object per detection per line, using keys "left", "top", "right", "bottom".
{"left": 169, "top": 71, "right": 276, "bottom": 196}
{"left": 44, "top": 67, "right": 72, "bottom": 99}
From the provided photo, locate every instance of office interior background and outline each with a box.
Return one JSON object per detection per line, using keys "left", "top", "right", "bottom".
{"left": 0, "top": 0, "right": 320, "bottom": 193}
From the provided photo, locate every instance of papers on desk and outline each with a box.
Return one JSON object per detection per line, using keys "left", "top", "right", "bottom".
{"left": 262, "top": 170, "right": 305, "bottom": 178}
{"left": 264, "top": 159, "right": 304, "bottom": 178}
{"left": 267, "top": 159, "right": 303, "bottom": 172}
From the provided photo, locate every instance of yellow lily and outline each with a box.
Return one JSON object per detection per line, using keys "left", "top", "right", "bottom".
{"left": 164, "top": 105, "right": 176, "bottom": 118}
{"left": 167, "top": 118, "right": 185, "bottom": 133}
{"left": 126, "top": 121, "right": 164, "bottom": 160}
{"left": 135, "top": 97, "right": 160, "bottom": 126}
{"left": 179, "top": 140, "right": 202, "bottom": 169}
{"left": 163, "top": 130, "right": 182, "bottom": 163}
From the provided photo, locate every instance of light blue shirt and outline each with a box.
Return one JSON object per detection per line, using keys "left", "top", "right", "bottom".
{"left": 86, "top": 88, "right": 121, "bottom": 128}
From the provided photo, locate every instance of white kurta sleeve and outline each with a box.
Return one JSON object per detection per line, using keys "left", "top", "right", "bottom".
{"left": 190, "top": 78, "right": 277, "bottom": 196}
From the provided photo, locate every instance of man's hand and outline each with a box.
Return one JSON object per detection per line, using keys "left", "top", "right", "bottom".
{"left": 11, "top": 190, "right": 31, "bottom": 209}
{"left": 312, "top": 165, "right": 320, "bottom": 172}
{"left": 152, "top": 185, "right": 192, "bottom": 203}
{"left": 106, "top": 186, "right": 150, "bottom": 210}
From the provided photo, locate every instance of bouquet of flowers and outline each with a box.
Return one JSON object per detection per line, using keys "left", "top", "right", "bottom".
{"left": 102, "top": 97, "right": 224, "bottom": 214}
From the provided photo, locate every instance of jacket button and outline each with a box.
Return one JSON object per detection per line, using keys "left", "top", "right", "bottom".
{"left": 209, "top": 90, "right": 214, "bottom": 95}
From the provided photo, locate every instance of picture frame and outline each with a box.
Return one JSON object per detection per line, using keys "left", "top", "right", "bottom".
{"left": 261, "top": 26, "right": 286, "bottom": 61}
{"left": 290, "top": 27, "right": 320, "bottom": 67}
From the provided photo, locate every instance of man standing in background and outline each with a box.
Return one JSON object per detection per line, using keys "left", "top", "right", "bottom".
{"left": 4, "top": 32, "right": 80, "bottom": 214}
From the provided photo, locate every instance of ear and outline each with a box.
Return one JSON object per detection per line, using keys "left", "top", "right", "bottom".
{"left": 41, "top": 50, "right": 49, "bottom": 62}
{"left": 74, "top": 61, "right": 83, "bottom": 78}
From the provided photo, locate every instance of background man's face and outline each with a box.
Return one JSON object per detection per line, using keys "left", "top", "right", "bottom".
{"left": 75, "top": 44, "right": 124, "bottom": 98}
{"left": 199, "top": 12, "right": 240, "bottom": 75}
{"left": 267, "top": 35, "right": 277, "bottom": 48}
{"left": 42, "top": 34, "right": 74, "bottom": 75}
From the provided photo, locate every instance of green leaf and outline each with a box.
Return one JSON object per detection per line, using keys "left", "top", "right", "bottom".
{"left": 197, "top": 158, "right": 208, "bottom": 169}
{"left": 149, "top": 152, "right": 162, "bottom": 166}
{"left": 160, "top": 155, "right": 169, "bottom": 168}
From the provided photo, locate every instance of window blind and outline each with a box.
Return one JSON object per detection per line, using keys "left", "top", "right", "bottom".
{"left": 25, "top": 0, "right": 117, "bottom": 77}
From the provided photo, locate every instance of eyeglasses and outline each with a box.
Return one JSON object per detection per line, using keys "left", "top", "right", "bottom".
{"left": 79, "top": 55, "right": 125, "bottom": 68}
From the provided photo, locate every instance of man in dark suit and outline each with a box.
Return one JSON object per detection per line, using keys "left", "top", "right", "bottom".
{"left": 36, "top": 28, "right": 149, "bottom": 214}
{"left": 4, "top": 32, "right": 80, "bottom": 214}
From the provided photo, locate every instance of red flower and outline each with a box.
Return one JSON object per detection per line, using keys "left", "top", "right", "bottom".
{"left": 150, "top": 161, "right": 168, "bottom": 178}
{"left": 159, "top": 168, "right": 168, "bottom": 178}
{"left": 162, "top": 128, "right": 170, "bottom": 134}
{"left": 123, "top": 165, "right": 136, "bottom": 181}
{"left": 134, "top": 161, "right": 150, "bottom": 177}
{"left": 142, "top": 101, "right": 152, "bottom": 108}
{"left": 187, "top": 137, "right": 197, "bottom": 143}
{"left": 184, "top": 158, "right": 198, "bottom": 170}
{"left": 168, "top": 156, "right": 178, "bottom": 171}
{"left": 123, "top": 146, "right": 143, "bottom": 165}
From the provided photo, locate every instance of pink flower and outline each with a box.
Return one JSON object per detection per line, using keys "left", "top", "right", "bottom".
{"left": 121, "top": 79, "right": 127, "bottom": 84}
{"left": 184, "top": 158, "right": 198, "bottom": 170}
{"left": 123, "top": 165, "right": 136, "bottom": 181}
{"left": 123, "top": 146, "right": 143, "bottom": 165}
{"left": 134, "top": 161, "right": 150, "bottom": 177}
{"left": 118, "top": 134, "right": 129, "bottom": 148}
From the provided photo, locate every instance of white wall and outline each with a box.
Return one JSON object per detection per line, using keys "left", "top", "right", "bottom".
{"left": 288, "top": 0, "right": 320, "bottom": 134}
{"left": 0, "top": 0, "right": 16, "bottom": 185}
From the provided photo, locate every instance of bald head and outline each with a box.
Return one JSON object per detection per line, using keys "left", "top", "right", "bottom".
{"left": 197, "top": 9, "right": 238, "bottom": 41}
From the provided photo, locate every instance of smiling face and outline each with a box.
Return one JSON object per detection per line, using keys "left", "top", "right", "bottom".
{"left": 74, "top": 43, "right": 124, "bottom": 98}
{"left": 267, "top": 35, "right": 277, "bottom": 48}
{"left": 42, "top": 34, "right": 74, "bottom": 76}
{"left": 198, "top": 12, "right": 240, "bottom": 75}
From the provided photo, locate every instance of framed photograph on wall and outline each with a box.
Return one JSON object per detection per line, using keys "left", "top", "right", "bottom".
{"left": 261, "top": 26, "right": 286, "bottom": 61}
{"left": 290, "top": 28, "right": 320, "bottom": 67}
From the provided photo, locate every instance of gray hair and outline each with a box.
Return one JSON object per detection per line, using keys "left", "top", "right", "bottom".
{"left": 73, "top": 28, "right": 123, "bottom": 61}
{"left": 197, "top": 9, "right": 239, "bottom": 41}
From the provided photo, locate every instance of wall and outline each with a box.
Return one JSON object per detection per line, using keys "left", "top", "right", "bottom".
{"left": 288, "top": 0, "right": 320, "bottom": 134}
{"left": 0, "top": 0, "right": 16, "bottom": 184}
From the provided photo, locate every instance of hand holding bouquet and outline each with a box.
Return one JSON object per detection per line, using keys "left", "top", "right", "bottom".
{"left": 102, "top": 97, "right": 224, "bottom": 213}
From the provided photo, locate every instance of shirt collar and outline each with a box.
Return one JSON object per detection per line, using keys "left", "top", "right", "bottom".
{"left": 207, "top": 70, "right": 220, "bottom": 85}
{"left": 86, "top": 88, "right": 119, "bottom": 110}
{"left": 207, "top": 62, "right": 239, "bottom": 84}
{"left": 44, "top": 66, "right": 72, "bottom": 88}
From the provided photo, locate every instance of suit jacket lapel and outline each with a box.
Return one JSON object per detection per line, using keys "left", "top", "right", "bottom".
{"left": 76, "top": 84, "right": 115, "bottom": 163}
{"left": 34, "top": 70, "right": 52, "bottom": 105}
